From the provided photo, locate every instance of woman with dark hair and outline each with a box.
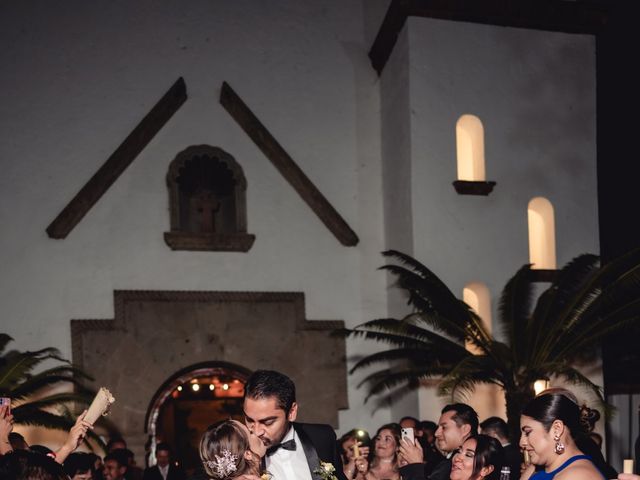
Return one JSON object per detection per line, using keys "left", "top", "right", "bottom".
{"left": 450, "top": 434, "right": 504, "bottom": 480}
{"left": 199, "top": 420, "right": 266, "bottom": 480}
{"left": 519, "top": 389, "right": 605, "bottom": 480}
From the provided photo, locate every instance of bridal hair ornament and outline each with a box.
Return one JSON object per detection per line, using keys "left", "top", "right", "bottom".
{"left": 205, "top": 449, "right": 238, "bottom": 478}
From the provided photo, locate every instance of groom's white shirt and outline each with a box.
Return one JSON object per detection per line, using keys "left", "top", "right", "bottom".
{"left": 265, "top": 425, "right": 312, "bottom": 480}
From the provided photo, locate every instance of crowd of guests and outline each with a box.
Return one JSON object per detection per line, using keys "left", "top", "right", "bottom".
{"left": 1, "top": 378, "right": 639, "bottom": 480}
{"left": 333, "top": 389, "right": 618, "bottom": 480}
{"left": 0, "top": 407, "right": 187, "bottom": 480}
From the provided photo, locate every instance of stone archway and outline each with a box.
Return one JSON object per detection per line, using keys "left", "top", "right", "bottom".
{"left": 71, "top": 291, "right": 348, "bottom": 464}
{"left": 145, "top": 361, "right": 251, "bottom": 471}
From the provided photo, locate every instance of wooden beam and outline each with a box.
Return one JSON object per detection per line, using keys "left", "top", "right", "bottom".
{"left": 46, "top": 77, "right": 188, "bottom": 239}
{"left": 369, "top": 0, "right": 608, "bottom": 75}
{"left": 220, "top": 81, "right": 359, "bottom": 247}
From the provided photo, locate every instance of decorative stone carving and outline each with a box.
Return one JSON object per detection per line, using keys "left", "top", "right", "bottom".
{"left": 164, "top": 145, "right": 255, "bottom": 251}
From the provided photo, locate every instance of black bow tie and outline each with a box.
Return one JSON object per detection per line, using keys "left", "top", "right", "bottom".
{"left": 267, "top": 438, "right": 296, "bottom": 456}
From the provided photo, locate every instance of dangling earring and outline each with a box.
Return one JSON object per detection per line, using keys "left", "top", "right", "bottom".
{"left": 554, "top": 434, "right": 565, "bottom": 455}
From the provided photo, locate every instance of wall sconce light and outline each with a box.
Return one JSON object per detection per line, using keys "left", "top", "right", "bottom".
{"left": 534, "top": 379, "right": 550, "bottom": 395}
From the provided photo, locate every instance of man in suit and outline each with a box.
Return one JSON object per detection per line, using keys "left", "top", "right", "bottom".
{"left": 480, "top": 416, "right": 521, "bottom": 480}
{"left": 243, "top": 369, "right": 347, "bottom": 480}
{"left": 103, "top": 450, "right": 129, "bottom": 480}
{"left": 142, "top": 443, "right": 185, "bottom": 480}
{"left": 400, "top": 403, "right": 478, "bottom": 480}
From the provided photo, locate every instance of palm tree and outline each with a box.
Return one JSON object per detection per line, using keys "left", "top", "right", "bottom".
{"left": 342, "top": 248, "right": 640, "bottom": 440}
{"left": 0, "top": 334, "right": 95, "bottom": 433}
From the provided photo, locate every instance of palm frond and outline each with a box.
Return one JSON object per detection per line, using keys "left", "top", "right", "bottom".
{"left": 13, "top": 392, "right": 94, "bottom": 412}
{"left": 531, "top": 255, "right": 601, "bottom": 365}
{"left": 551, "top": 298, "right": 640, "bottom": 360}
{"left": 0, "top": 334, "right": 13, "bottom": 355}
{"left": 0, "top": 347, "right": 66, "bottom": 391}
{"left": 438, "top": 355, "right": 504, "bottom": 397}
{"left": 344, "top": 328, "right": 430, "bottom": 350}
{"left": 352, "top": 317, "right": 470, "bottom": 353}
{"left": 11, "top": 366, "right": 93, "bottom": 399}
{"left": 350, "top": 345, "right": 468, "bottom": 374}
{"left": 11, "top": 406, "right": 75, "bottom": 431}
{"left": 359, "top": 367, "right": 444, "bottom": 403}
{"left": 381, "top": 250, "right": 473, "bottom": 341}
{"left": 499, "top": 264, "right": 535, "bottom": 365}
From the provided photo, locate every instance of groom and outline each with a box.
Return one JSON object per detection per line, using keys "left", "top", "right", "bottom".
{"left": 243, "top": 369, "right": 347, "bottom": 480}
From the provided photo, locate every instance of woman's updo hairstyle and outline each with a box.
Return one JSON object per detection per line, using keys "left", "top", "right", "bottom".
{"left": 521, "top": 388, "right": 586, "bottom": 438}
{"left": 199, "top": 420, "right": 253, "bottom": 479}
{"left": 470, "top": 435, "right": 504, "bottom": 480}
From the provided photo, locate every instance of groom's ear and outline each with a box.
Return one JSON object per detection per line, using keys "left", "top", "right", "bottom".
{"left": 287, "top": 402, "right": 298, "bottom": 422}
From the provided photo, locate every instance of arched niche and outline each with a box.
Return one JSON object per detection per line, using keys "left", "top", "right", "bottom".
{"left": 164, "top": 145, "right": 255, "bottom": 251}
{"left": 528, "top": 197, "right": 557, "bottom": 271}
{"left": 453, "top": 114, "right": 496, "bottom": 195}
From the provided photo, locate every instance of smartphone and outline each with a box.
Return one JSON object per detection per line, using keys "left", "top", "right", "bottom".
{"left": 355, "top": 429, "right": 371, "bottom": 447}
{"left": 0, "top": 397, "right": 10, "bottom": 414}
{"left": 401, "top": 427, "right": 415, "bottom": 444}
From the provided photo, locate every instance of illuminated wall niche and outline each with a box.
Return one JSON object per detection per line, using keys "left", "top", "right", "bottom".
{"left": 463, "top": 282, "right": 492, "bottom": 355}
{"left": 528, "top": 197, "right": 557, "bottom": 270}
{"left": 457, "top": 115, "right": 485, "bottom": 181}
{"left": 453, "top": 115, "right": 495, "bottom": 195}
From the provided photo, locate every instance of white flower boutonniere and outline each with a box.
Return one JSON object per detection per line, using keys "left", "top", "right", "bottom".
{"left": 314, "top": 461, "right": 339, "bottom": 480}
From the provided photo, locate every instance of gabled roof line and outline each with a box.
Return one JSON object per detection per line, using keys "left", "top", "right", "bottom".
{"left": 46, "top": 77, "right": 187, "bottom": 239}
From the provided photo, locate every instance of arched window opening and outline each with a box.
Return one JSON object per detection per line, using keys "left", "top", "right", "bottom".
{"left": 463, "top": 282, "right": 492, "bottom": 355}
{"left": 457, "top": 114, "right": 485, "bottom": 181}
{"left": 453, "top": 115, "right": 495, "bottom": 195}
{"left": 165, "top": 145, "right": 255, "bottom": 251}
{"left": 528, "top": 197, "right": 556, "bottom": 270}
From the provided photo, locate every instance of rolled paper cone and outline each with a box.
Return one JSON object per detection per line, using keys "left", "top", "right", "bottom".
{"left": 623, "top": 459, "right": 634, "bottom": 474}
{"left": 85, "top": 387, "right": 116, "bottom": 425}
{"left": 353, "top": 443, "right": 360, "bottom": 458}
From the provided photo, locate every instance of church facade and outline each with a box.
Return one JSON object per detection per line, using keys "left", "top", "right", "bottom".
{"left": 1, "top": 0, "right": 606, "bottom": 465}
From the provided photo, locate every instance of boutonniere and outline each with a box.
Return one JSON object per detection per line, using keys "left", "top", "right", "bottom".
{"left": 260, "top": 471, "right": 273, "bottom": 480}
{"left": 314, "top": 461, "right": 339, "bottom": 480}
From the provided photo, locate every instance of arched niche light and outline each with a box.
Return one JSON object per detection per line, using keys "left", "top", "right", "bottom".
{"left": 528, "top": 197, "right": 557, "bottom": 271}
{"left": 453, "top": 114, "right": 496, "bottom": 195}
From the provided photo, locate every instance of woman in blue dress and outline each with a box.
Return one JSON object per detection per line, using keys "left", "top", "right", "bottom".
{"left": 519, "top": 389, "right": 605, "bottom": 480}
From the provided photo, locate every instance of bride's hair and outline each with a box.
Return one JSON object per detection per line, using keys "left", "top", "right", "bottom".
{"left": 199, "top": 420, "right": 258, "bottom": 479}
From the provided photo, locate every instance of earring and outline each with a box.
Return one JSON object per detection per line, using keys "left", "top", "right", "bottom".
{"left": 554, "top": 434, "right": 565, "bottom": 455}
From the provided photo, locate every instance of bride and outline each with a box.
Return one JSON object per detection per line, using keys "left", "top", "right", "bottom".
{"left": 200, "top": 419, "right": 267, "bottom": 480}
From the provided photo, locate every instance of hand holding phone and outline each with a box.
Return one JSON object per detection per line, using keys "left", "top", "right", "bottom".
{"left": 401, "top": 427, "right": 415, "bottom": 444}
{"left": 0, "top": 398, "right": 10, "bottom": 414}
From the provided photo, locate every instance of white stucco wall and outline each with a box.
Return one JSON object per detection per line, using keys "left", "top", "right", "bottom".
{"left": 405, "top": 18, "right": 600, "bottom": 422}
{"left": 0, "top": 0, "right": 392, "bottom": 445}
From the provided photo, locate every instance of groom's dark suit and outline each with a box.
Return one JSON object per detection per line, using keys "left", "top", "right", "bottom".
{"left": 281, "top": 422, "right": 346, "bottom": 480}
